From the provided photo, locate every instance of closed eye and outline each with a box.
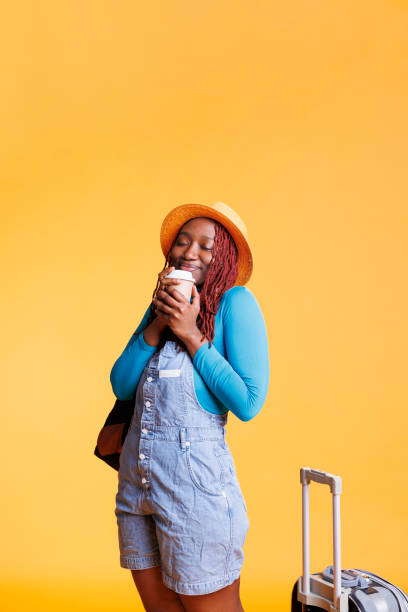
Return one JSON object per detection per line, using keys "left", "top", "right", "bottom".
{"left": 176, "top": 241, "right": 212, "bottom": 250}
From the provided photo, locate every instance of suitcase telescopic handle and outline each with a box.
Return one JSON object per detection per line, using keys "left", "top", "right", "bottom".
{"left": 300, "top": 467, "right": 343, "bottom": 612}
{"left": 301, "top": 468, "right": 342, "bottom": 494}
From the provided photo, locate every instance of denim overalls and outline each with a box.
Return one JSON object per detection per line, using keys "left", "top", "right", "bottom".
{"left": 115, "top": 339, "right": 250, "bottom": 596}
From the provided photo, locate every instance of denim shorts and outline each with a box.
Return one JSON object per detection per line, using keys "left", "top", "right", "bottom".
{"left": 114, "top": 341, "right": 250, "bottom": 595}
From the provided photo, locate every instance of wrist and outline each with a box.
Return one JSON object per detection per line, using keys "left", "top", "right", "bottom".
{"left": 178, "top": 324, "right": 199, "bottom": 342}
{"left": 181, "top": 326, "right": 209, "bottom": 360}
{"left": 142, "top": 316, "right": 167, "bottom": 347}
{"left": 152, "top": 316, "right": 167, "bottom": 333}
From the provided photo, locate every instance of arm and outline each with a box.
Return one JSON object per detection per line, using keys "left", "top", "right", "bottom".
{"left": 110, "top": 304, "right": 162, "bottom": 400}
{"left": 191, "top": 286, "right": 270, "bottom": 421}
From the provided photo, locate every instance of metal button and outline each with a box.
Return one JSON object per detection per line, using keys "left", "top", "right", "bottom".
{"left": 142, "top": 477, "right": 147, "bottom": 483}
{"left": 185, "top": 441, "right": 190, "bottom": 447}
{"left": 142, "top": 428, "right": 148, "bottom": 434}
{"left": 145, "top": 401, "right": 151, "bottom": 407}
{"left": 139, "top": 453, "right": 145, "bottom": 460}
{"left": 147, "top": 376, "right": 153, "bottom": 382}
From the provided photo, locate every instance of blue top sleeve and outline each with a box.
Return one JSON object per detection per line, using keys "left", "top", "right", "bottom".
{"left": 193, "top": 286, "right": 269, "bottom": 421}
{"left": 110, "top": 304, "right": 157, "bottom": 400}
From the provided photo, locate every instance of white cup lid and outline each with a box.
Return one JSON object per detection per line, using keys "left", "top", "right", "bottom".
{"left": 165, "top": 269, "right": 195, "bottom": 281}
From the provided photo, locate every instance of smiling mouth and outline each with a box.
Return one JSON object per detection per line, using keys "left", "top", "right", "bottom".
{"left": 179, "top": 263, "right": 199, "bottom": 270}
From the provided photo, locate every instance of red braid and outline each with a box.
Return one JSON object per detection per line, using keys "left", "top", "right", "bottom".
{"left": 136, "top": 218, "right": 239, "bottom": 353}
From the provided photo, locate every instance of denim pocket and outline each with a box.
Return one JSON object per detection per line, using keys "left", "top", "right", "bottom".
{"left": 215, "top": 449, "right": 237, "bottom": 486}
{"left": 185, "top": 440, "right": 225, "bottom": 496}
{"left": 213, "top": 438, "right": 236, "bottom": 477}
{"left": 213, "top": 437, "right": 229, "bottom": 457}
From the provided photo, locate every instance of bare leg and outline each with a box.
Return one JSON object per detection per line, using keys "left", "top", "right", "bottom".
{"left": 178, "top": 576, "right": 244, "bottom": 612}
{"left": 130, "top": 567, "right": 186, "bottom": 612}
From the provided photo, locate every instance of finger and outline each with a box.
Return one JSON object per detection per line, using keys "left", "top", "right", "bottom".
{"left": 158, "top": 276, "right": 180, "bottom": 292}
{"left": 155, "top": 290, "right": 177, "bottom": 305}
{"left": 160, "top": 284, "right": 181, "bottom": 296}
{"left": 157, "top": 288, "right": 175, "bottom": 302}
{"left": 158, "top": 273, "right": 179, "bottom": 290}
{"left": 157, "top": 289, "right": 179, "bottom": 306}
{"left": 163, "top": 275, "right": 181, "bottom": 282}
{"left": 161, "top": 278, "right": 181, "bottom": 287}
{"left": 192, "top": 284, "right": 199, "bottom": 305}
{"left": 156, "top": 308, "right": 169, "bottom": 321}
{"left": 165, "top": 286, "right": 188, "bottom": 303}
{"left": 156, "top": 290, "right": 184, "bottom": 312}
{"left": 158, "top": 266, "right": 174, "bottom": 279}
{"left": 153, "top": 297, "right": 173, "bottom": 315}
{"left": 163, "top": 266, "right": 175, "bottom": 274}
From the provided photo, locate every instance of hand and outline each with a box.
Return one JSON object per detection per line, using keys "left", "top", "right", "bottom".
{"left": 152, "top": 266, "right": 182, "bottom": 330}
{"left": 153, "top": 283, "right": 201, "bottom": 342}
{"left": 156, "top": 265, "right": 182, "bottom": 297}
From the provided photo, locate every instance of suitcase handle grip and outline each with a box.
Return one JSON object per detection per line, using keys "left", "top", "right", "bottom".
{"left": 300, "top": 467, "right": 343, "bottom": 611}
{"left": 301, "top": 467, "right": 342, "bottom": 495}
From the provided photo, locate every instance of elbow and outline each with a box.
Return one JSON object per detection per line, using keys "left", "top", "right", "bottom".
{"left": 110, "top": 366, "right": 128, "bottom": 401}
{"left": 112, "top": 385, "right": 132, "bottom": 401}
{"left": 110, "top": 366, "right": 119, "bottom": 397}
{"left": 243, "top": 375, "right": 270, "bottom": 421}
{"left": 239, "top": 404, "right": 262, "bottom": 422}
{"left": 237, "top": 387, "right": 268, "bottom": 422}
{"left": 238, "top": 413, "right": 253, "bottom": 423}
{"left": 111, "top": 381, "right": 134, "bottom": 402}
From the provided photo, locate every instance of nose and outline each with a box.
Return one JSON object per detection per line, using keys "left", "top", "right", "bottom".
{"left": 182, "top": 242, "right": 200, "bottom": 260}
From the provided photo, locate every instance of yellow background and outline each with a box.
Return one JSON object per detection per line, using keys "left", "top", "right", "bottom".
{"left": 2, "top": 1, "right": 407, "bottom": 610}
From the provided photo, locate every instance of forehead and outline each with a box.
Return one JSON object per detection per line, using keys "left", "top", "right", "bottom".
{"left": 178, "top": 217, "right": 216, "bottom": 238}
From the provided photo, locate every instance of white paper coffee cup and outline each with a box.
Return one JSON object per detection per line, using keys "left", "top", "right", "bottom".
{"left": 164, "top": 269, "right": 195, "bottom": 300}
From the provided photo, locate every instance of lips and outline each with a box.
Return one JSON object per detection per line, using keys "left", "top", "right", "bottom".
{"left": 179, "top": 263, "right": 199, "bottom": 270}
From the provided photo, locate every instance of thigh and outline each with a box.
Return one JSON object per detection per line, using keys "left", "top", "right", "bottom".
{"left": 116, "top": 511, "right": 161, "bottom": 569}
{"left": 131, "top": 567, "right": 186, "bottom": 612}
{"left": 154, "top": 442, "right": 250, "bottom": 596}
{"left": 178, "top": 577, "right": 244, "bottom": 612}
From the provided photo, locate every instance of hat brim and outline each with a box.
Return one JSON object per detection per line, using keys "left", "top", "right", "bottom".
{"left": 160, "top": 203, "right": 253, "bottom": 286}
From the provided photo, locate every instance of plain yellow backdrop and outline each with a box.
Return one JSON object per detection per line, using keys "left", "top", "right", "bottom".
{"left": 1, "top": 1, "right": 407, "bottom": 610}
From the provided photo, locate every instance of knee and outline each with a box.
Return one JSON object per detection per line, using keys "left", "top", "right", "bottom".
{"left": 145, "top": 600, "right": 185, "bottom": 612}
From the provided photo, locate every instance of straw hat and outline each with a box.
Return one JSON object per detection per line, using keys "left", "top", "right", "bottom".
{"left": 160, "top": 201, "right": 253, "bottom": 286}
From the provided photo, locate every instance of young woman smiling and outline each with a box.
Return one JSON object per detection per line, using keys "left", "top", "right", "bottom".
{"left": 111, "top": 201, "right": 269, "bottom": 612}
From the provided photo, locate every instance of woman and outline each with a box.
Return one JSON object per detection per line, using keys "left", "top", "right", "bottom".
{"left": 111, "top": 201, "right": 269, "bottom": 611}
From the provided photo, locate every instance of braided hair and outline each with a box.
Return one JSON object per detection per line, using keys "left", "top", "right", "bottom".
{"left": 136, "top": 217, "right": 239, "bottom": 353}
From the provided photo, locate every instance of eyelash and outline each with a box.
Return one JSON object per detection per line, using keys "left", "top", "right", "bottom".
{"left": 176, "top": 242, "right": 212, "bottom": 251}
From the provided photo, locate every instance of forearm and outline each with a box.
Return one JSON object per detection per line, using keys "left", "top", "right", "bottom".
{"left": 143, "top": 317, "right": 168, "bottom": 347}
{"left": 192, "top": 341, "right": 268, "bottom": 421}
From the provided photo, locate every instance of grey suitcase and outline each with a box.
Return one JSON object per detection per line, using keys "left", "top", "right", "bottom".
{"left": 291, "top": 467, "right": 408, "bottom": 611}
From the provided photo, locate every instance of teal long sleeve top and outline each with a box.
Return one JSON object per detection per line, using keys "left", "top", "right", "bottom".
{"left": 110, "top": 285, "right": 269, "bottom": 422}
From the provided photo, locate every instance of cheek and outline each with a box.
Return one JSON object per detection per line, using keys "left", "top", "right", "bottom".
{"left": 169, "top": 248, "right": 178, "bottom": 262}
{"left": 199, "top": 266, "right": 209, "bottom": 281}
